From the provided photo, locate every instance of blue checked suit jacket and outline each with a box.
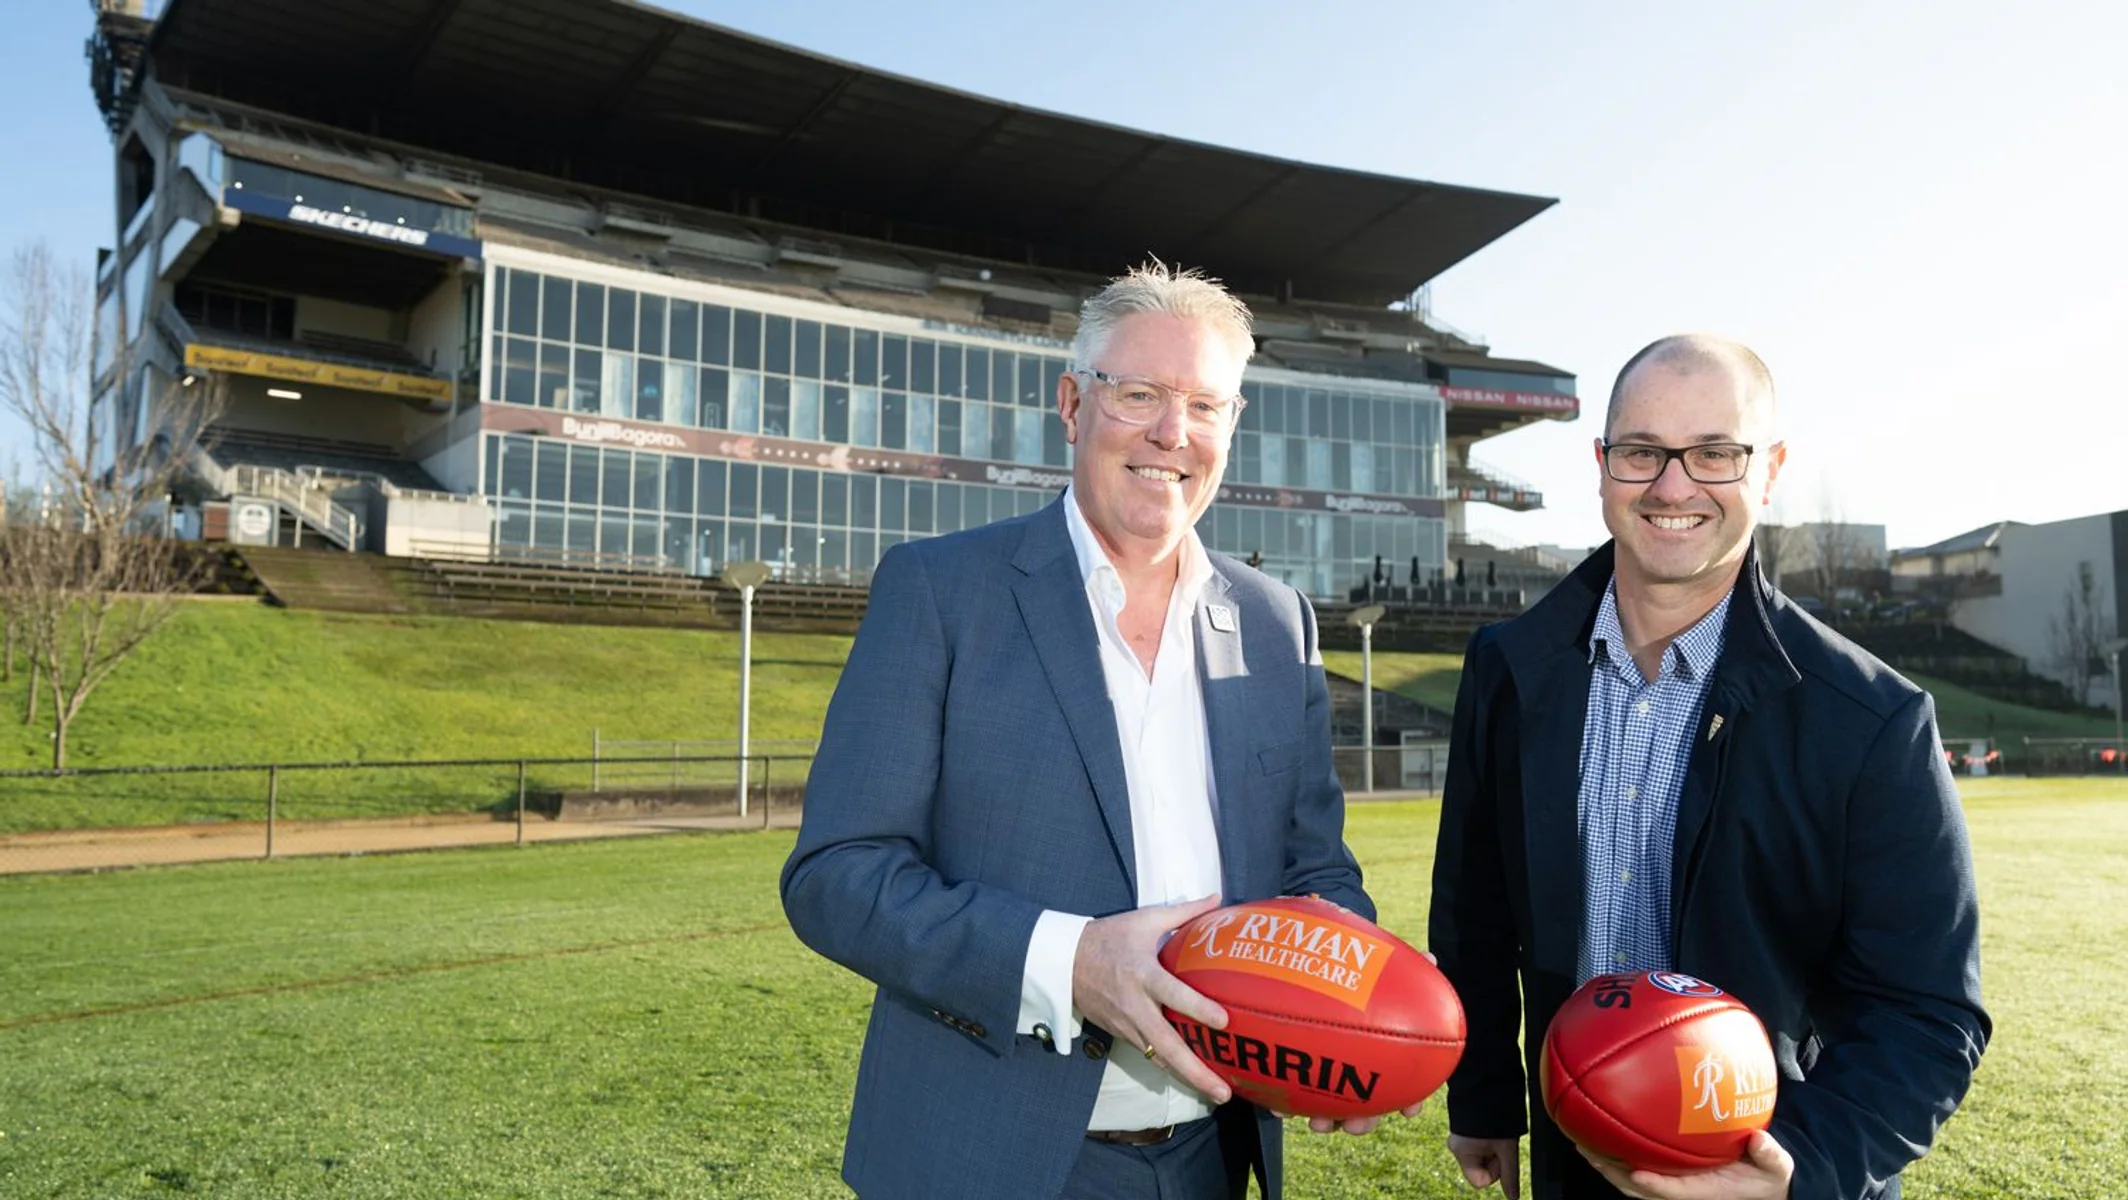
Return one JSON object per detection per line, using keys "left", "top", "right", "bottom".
{"left": 781, "top": 497, "right": 1372, "bottom": 1200}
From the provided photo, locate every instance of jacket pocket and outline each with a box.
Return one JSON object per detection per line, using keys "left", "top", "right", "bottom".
{"left": 1256, "top": 738, "right": 1307, "bottom": 776}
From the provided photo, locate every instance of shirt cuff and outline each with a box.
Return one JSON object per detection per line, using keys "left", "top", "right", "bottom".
{"left": 1018, "top": 909, "right": 1092, "bottom": 1055}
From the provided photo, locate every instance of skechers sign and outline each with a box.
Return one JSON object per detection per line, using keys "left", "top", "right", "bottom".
{"left": 290, "top": 205, "right": 431, "bottom": 246}
{"left": 223, "top": 188, "right": 483, "bottom": 260}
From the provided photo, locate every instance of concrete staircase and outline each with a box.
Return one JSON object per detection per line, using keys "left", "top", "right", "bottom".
{"left": 238, "top": 547, "right": 411, "bottom": 614}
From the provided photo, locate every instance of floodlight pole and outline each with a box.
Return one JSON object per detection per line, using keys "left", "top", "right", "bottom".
{"left": 1348, "top": 605, "right": 1387, "bottom": 794}
{"left": 723, "top": 561, "right": 773, "bottom": 817}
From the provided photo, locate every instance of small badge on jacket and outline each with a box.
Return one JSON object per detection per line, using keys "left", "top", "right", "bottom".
{"left": 1206, "top": 605, "right": 1237, "bottom": 633}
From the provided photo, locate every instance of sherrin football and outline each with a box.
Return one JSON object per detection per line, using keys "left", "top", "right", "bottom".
{"left": 1541, "top": 971, "right": 1779, "bottom": 1173}
{"left": 1155, "top": 896, "right": 1465, "bottom": 1120}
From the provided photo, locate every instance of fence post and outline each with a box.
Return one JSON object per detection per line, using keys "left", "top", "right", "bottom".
{"left": 516, "top": 760, "right": 527, "bottom": 847}
{"left": 591, "top": 729, "right": 601, "bottom": 794}
{"left": 265, "top": 766, "right": 278, "bottom": 860}
{"left": 761, "top": 755, "right": 772, "bottom": 829}
{"left": 671, "top": 740, "right": 680, "bottom": 795}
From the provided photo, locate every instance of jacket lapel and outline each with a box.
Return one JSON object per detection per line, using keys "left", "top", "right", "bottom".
{"left": 1499, "top": 546, "right": 1611, "bottom": 981}
{"left": 1670, "top": 549, "right": 1800, "bottom": 927}
{"left": 1194, "top": 570, "right": 1251, "bottom": 898}
{"left": 1012, "top": 502, "right": 1139, "bottom": 898}
{"left": 1512, "top": 644, "right": 1592, "bottom": 980}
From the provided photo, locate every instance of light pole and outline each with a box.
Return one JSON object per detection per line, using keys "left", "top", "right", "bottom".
{"left": 722, "top": 560, "right": 773, "bottom": 816}
{"left": 1348, "top": 604, "right": 1387, "bottom": 794}
{"left": 2107, "top": 637, "right": 2127, "bottom": 776}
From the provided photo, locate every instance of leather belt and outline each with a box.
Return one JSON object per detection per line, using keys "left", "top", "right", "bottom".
{"left": 1085, "top": 1125, "right": 1176, "bottom": 1146}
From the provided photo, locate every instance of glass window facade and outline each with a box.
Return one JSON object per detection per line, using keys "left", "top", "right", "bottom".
{"left": 479, "top": 264, "right": 1449, "bottom": 598}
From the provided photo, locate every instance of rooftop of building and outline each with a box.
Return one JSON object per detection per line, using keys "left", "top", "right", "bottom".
{"left": 129, "top": 0, "right": 1555, "bottom": 309}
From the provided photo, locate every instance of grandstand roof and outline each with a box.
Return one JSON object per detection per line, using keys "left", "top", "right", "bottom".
{"left": 143, "top": 0, "right": 1555, "bottom": 307}
{"left": 1427, "top": 348, "right": 1576, "bottom": 379}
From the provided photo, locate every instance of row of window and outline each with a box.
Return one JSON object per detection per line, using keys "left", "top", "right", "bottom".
{"left": 488, "top": 436, "right": 1056, "bottom": 533}
{"left": 481, "top": 434, "right": 1443, "bottom": 596}
{"left": 487, "top": 346, "right": 1437, "bottom": 495}
{"left": 491, "top": 267, "right": 1443, "bottom": 447}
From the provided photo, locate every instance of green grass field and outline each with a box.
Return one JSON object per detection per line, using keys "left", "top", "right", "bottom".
{"left": 0, "top": 603, "right": 851, "bottom": 832}
{"left": 5, "top": 603, "right": 2116, "bottom": 834}
{"left": 1, "top": 777, "right": 2121, "bottom": 1198}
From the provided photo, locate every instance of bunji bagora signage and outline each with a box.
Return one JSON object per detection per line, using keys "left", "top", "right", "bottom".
{"left": 483, "top": 405, "right": 1445, "bottom": 519}
{"left": 1440, "top": 386, "right": 1579, "bottom": 417}
{"left": 185, "top": 344, "right": 455, "bottom": 404}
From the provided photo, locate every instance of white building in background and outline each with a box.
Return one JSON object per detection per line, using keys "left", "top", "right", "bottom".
{"left": 1947, "top": 510, "right": 2126, "bottom": 709}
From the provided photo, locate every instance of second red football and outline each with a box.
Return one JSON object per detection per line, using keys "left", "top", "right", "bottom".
{"left": 1542, "top": 970, "right": 1779, "bottom": 1173}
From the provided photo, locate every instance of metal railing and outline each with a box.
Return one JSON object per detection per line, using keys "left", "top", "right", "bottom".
{"left": 2019, "top": 737, "right": 2128, "bottom": 776}
{"left": 0, "top": 752, "right": 812, "bottom": 877}
{"left": 223, "top": 463, "right": 363, "bottom": 549}
{"left": 590, "top": 733, "right": 816, "bottom": 795}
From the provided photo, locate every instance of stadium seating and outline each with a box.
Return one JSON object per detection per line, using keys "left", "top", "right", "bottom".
{"left": 206, "top": 427, "right": 445, "bottom": 492}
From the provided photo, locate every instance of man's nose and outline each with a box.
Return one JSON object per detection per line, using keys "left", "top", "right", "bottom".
{"left": 1644, "top": 454, "right": 1700, "bottom": 501}
{"left": 1146, "top": 399, "right": 1191, "bottom": 449}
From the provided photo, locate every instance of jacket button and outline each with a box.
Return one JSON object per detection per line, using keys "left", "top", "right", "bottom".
{"left": 1084, "top": 1039, "right": 1108, "bottom": 1060}
{"left": 1033, "top": 1023, "right": 1054, "bottom": 1046}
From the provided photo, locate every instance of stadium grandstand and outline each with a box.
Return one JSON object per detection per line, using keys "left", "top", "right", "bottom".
{"left": 83, "top": 0, "right": 1577, "bottom": 625}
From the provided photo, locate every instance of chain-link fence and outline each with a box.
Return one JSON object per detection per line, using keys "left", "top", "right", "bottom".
{"left": 0, "top": 752, "right": 814, "bottom": 877}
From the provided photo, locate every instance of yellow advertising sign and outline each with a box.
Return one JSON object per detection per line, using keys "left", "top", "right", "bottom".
{"left": 184, "top": 344, "right": 453, "bottom": 403}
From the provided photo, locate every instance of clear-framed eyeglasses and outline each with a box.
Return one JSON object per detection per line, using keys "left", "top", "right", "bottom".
{"left": 1599, "top": 441, "right": 1759, "bottom": 484}
{"left": 1077, "top": 369, "right": 1247, "bottom": 432}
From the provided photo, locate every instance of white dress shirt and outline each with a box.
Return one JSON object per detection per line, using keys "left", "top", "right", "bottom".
{"left": 1016, "top": 487, "right": 1226, "bottom": 1131}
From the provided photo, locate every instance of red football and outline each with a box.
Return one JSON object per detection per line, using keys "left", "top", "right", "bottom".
{"left": 1156, "top": 896, "right": 1465, "bottom": 1120}
{"left": 1541, "top": 971, "right": 1779, "bottom": 1173}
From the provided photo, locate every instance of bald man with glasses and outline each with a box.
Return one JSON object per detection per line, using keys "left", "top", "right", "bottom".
{"left": 1427, "top": 334, "right": 1989, "bottom": 1200}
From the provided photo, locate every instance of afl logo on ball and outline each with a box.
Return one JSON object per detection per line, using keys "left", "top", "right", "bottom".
{"left": 1648, "top": 972, "right": 1724, "bottom": 998}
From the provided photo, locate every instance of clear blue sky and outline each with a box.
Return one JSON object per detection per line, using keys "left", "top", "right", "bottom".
{"left": 6, "top": 0, "right": 2122, "bottom": 551}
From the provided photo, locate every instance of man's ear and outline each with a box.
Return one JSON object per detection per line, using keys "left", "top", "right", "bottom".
{"left": 1058, "top": 371, "right": 1082, "bottom": 445}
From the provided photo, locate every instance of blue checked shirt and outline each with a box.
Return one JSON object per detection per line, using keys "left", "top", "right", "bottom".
{"left": 1576, "top": 580, "right": 1731, "bottom": 984}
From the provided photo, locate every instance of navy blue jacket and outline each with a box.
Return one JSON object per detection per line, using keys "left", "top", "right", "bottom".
{"left": 784, "top": 499, "right": 1372, "bottom": 1200}
{"left": 1429, "top": 542, "right": 1989, "bottom": 1199}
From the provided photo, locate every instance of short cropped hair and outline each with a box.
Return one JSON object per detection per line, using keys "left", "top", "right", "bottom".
{"left": 1605, "top": 333, "right": 1777, "bottom": 439}
{"left": 1070, "top": 260, "right": 1255, "bottom": 373}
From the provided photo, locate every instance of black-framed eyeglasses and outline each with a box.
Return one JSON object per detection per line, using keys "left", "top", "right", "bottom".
{"left": 1076, "top": 369, "right": 1247, "bottom": 432}
{"left": 1600, "top": 441, "right": 1757, "bottom": 484}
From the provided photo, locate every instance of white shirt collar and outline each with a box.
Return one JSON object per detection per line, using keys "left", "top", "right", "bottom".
{"left": 1062, "top": 486, "right": 1215, "bottom": 611}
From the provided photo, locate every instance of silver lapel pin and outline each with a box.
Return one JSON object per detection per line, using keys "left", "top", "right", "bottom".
{"left": 1206, "top": 604, "right": 1236, "bottom": 633}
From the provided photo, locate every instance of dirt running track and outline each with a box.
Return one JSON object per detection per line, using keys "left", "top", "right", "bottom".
{"left": 0, "top": 809, "right": 806, "bottom": 876}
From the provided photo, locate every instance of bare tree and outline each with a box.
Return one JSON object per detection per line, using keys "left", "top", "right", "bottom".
{"left": 0, "top": 467, "right": 30, "bottom": 685}
{"left": 1806, "top": 521, "right": 1862, "bottom": 626}
{"left": 0, "top": 242, "right": 222, "bottom": 768}
{"left": 2045, "top": 562, "right": 2118, "bottom": 708}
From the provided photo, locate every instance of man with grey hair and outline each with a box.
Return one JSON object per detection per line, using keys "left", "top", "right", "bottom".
{"left": 785, "top": 262, "right": 1397, "bottom": 1199}
{"left": 1428, "top": 334, "right": 1989, "bottom": 1198}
